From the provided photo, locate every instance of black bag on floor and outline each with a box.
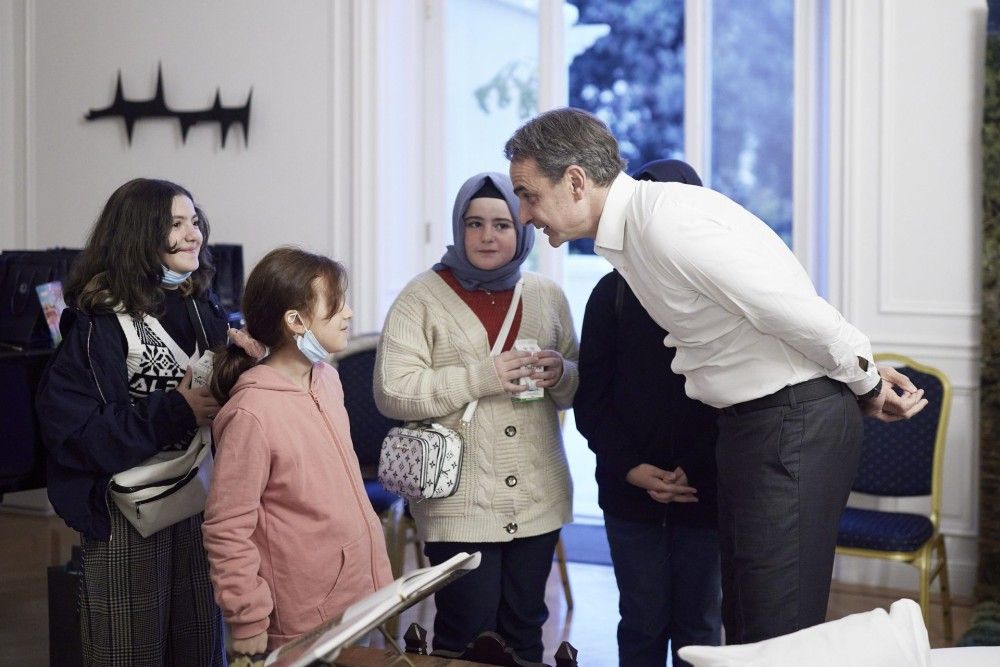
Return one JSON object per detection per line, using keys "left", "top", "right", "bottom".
{"left": 0, "top": 348, "right": 52, "bottom": 495}
{"left": 47, "top": 545, "right": 83, "bottom": 667}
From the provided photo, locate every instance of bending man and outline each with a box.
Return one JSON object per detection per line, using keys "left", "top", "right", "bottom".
{"left": 505, "top": 108, "right": 927, "bottom": 644}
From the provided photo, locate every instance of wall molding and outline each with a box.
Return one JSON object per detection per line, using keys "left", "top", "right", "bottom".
{"left": 683, "top": 0, "right": 710, "bottom": 187}
{"left": 867, "top": 338, "right": 982, "bottom": 360}
{"left": 875, "top": 0, "right": 981, "bottom": 318}
{"left": 350, "top": 0, "right": 380, "bottom": 333}
{"left": 879, "top": 300, "right": 982, "bottom": 318}
{"left": 420, "top": 0, "right": 445, "bottom": 270}
{"left": 329, "top": 1, "right": 352, "bottom": 282}
{"left": 792, "top": 0, "right": 825, "bottom": 283}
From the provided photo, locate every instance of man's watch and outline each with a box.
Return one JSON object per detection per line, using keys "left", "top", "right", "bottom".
{"left": 857, "top": 378, "right": 883, "bottom": 403}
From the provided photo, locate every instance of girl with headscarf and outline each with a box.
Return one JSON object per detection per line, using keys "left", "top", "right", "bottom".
{"left": 374, "top": 172, "right": 578, "bottom": 663}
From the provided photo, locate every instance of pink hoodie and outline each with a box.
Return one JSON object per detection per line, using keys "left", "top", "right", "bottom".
{"left": 203, "top": 362, "right": 393, "bottom": 649}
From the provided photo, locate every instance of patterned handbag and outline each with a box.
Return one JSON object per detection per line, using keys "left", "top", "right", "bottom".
{"left": 377, "top": 421, "right": 466, "bottom": 500}
{"left": 377, "top": 278, "right": 524, "bottom": 502}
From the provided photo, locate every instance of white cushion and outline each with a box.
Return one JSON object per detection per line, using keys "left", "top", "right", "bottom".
{"left": 929, "top": 647, "right": 1000, "bottom": 667}
{"left": 678, "top": 598, "right": 930, "bottom": 667}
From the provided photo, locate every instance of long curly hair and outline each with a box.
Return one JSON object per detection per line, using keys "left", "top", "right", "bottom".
{"left": 66, "top": 178, "right": 215, "bottom": 317}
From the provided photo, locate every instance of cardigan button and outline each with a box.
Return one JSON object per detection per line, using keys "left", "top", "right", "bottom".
{"left": 505, "top": 475, "right": 517, "bottom": 487}
{"left": 504, "top": 425, "right": 517, "bottom": 437}
{"left": 504, "top": 522, "right": 518, "bottom": 534}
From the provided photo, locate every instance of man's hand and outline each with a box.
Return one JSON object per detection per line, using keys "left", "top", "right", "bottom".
{"left": 862, "top": 364, "right": 928, "bottom": 422}
{"left": 175, "top": 366, "right": 221, "bottom": 426}
{"left": 530, "top": 349, "right": 565, "bottom": 388}
{"left": 625, "top": 464, "right": 698, "bottom": 504}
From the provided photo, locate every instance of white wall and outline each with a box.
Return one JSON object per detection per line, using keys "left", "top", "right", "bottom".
{"left": 828, "top": 0, "right": 986, "bottom": 599}
{"left": 0, "top": 0, "right": 411, "bottom": 332}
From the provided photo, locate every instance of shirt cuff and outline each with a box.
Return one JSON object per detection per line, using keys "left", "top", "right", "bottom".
{"left": 848, "top": 370, "right": 881, "bottom": 397}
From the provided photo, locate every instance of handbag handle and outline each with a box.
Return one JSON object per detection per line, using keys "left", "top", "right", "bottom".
{"left": 461, "top": 278, "right": 524, "bottom": 427}
{"left": 184, "top": 297, "right": 211, "bottom": 354}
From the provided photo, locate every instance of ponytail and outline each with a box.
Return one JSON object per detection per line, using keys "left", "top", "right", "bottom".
{"left": 210, "top": 343, "right": 259, "bottom": 404}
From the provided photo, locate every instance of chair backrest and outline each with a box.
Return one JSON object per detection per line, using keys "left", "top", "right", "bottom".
{"left": 330, "top": 333, "right": 402, "bottom": 467}
{"left": 851, "top": 354, "right": 951, "bottom": 523}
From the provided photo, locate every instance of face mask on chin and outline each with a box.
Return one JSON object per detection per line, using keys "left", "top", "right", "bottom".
{"left": 294, "top": 325, "right": 330, "bottom": 364}
{"left": 161, "top": 265, "right": 192, "bottom": 287}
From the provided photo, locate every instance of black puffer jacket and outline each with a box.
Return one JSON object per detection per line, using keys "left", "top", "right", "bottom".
{"left": 36, "top": 292, "right": 227, "bottom": 540}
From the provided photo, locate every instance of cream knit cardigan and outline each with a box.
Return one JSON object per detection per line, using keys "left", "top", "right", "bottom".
{"left": 374, "top": 270, "right": 578, "bottom": 543}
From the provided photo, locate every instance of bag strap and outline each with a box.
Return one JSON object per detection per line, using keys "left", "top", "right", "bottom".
{"left": 185, "top": 298, "right": 210, "bottom": 355}
{"left": 461, "top": 278, "right": 524, "bottom": 426}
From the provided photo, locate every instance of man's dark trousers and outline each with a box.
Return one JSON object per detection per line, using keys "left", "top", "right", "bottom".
{"left": 716, "top": 378, "right": 863, "bottom": 644}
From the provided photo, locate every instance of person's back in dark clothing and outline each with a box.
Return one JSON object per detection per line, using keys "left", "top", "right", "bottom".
{"left": 575, "top": 268, "right": 722, "bottom": 667}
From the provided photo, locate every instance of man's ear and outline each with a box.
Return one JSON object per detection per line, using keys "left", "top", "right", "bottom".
{"left": 565, "top": 165, "right": 588, "bottom": 200}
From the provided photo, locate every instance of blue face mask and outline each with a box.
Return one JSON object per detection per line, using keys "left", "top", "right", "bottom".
{"left": 295, "top": 328, "right": 330, "bottom": 364}
{"left": 161, "top": 265, "right": 192, "bottom": 287}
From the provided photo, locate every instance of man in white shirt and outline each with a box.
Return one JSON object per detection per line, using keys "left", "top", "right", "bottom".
{"left": 505, "top": 108, "right": 927, "bottom": 645}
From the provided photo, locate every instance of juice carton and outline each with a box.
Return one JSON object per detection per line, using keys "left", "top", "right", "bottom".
{"left": 512, "top": 338, "right": 544, "bottom": 402}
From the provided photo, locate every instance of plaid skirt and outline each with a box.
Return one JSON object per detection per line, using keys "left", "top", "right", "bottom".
{"left": 79, "top": 503, "right": 225, "bottom": 666}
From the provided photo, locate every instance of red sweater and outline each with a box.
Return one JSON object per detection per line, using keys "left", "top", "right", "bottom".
{"left": 436, "top": 268, "right": 522, "bottom": 350}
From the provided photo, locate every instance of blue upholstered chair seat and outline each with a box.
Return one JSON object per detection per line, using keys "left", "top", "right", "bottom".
{"left": 364, "top": 479, "right": 401, "bottom": 515}
{"left": 837, "top": 507, "right": 933, "bottom": 553}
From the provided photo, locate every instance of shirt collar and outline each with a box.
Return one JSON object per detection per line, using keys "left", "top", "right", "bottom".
{"left": 594, "top": 172, "right": 638, "bottom": 253}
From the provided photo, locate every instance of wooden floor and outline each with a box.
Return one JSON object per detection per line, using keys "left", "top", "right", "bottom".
{"left": 0, "top": 511, "right": 973, "bottom": 666}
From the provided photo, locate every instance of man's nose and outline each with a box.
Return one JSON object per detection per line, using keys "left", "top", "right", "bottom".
{"left": 518, "top": 206, "right": 532, "bottom": 225}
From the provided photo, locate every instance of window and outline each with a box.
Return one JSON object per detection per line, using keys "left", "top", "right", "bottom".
{"left": 567, "top": 0, "right": 686, "bottom": 257}
{"left": 435, "top": 0, "right": 540, "bottom": 268}
{"left": 708, "top": 0, "right": 795, "bottom": 245}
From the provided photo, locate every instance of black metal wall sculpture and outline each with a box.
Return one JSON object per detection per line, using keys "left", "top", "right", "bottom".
{"left": 86, "top": 64, "right": 252, "bottom": 148}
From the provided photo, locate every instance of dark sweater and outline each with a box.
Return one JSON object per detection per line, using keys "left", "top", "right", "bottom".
{"left": 574, "top": 270, "right": 718, "bottom": 527}
{"left": 35, "top": 291, "right": 228, "bottom": 540}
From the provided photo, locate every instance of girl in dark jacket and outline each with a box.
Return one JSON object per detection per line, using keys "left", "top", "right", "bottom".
{"left": 36, "top": 178, "right": 228, "bottom": 666}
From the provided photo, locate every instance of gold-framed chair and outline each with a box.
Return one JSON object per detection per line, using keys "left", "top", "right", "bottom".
{"left": 835, "top": 353, "right": 953, "bottom": 639}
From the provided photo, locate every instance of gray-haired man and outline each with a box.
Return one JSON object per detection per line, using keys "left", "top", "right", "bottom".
{"left": 505, "top": 107, "right": 926, "bottom": 644}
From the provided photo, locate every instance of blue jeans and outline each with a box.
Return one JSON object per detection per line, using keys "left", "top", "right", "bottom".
{"left": 604, "top": 516, "right": 721, "bottom": 667}
{"left": 424, "top": 529, "right": 560, "bottom": 663}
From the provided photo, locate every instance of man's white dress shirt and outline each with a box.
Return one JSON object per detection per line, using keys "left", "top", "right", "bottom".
{"left": 594, "top": 172, "right": 880, "bottom": 409}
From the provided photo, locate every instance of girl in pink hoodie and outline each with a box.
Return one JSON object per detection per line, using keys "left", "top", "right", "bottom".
{"left": 203, "top": 247, "right": 393, "bottom": 660}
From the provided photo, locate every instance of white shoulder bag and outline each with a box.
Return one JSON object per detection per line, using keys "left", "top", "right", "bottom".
{"left": 108, "top": 299, "right": 216, "bottom": 537}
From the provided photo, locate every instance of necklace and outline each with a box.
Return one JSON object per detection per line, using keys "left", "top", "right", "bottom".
{"left": 481, "top": 289, "right": 496, "bottom": 305}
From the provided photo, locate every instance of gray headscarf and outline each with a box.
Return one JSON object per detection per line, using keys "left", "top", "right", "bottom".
{"left": 433, "top": 171, "right": 534, "bottom": 291}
